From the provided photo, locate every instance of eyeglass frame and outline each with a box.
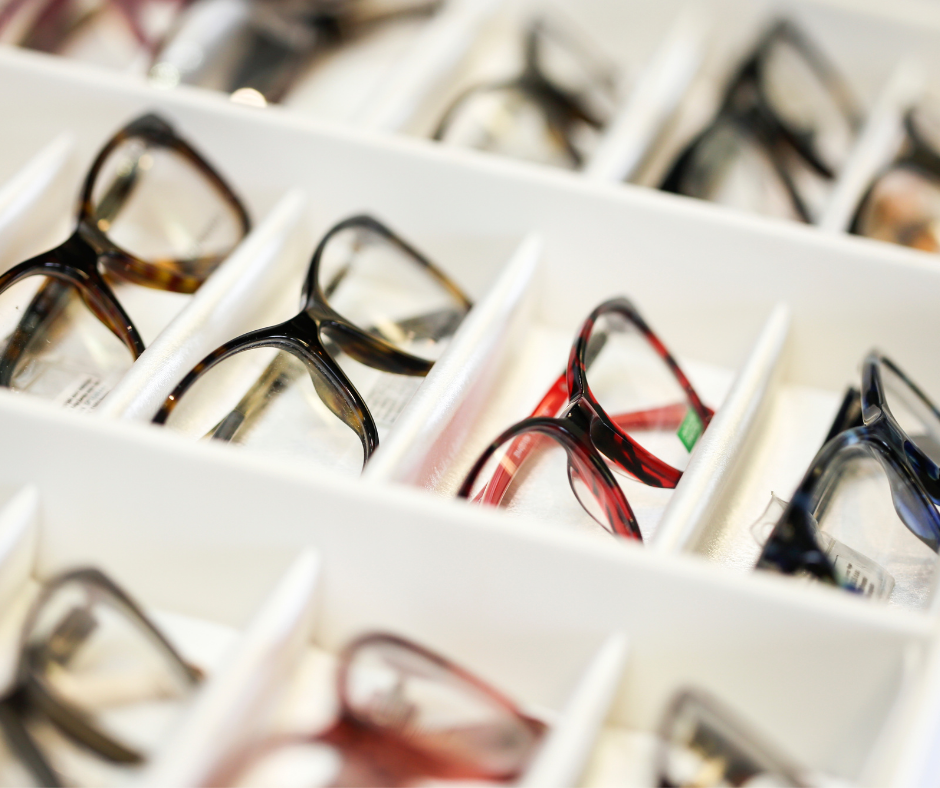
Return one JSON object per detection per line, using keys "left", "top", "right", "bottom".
{"left": 431, "top": 17, "right": 618, "bottom": 168}
{"left": 0, "top": 567, "right": 201, "bottom": 787}
{"left": 0, "top": 112, "right": 250, "bottom": 389}
{"left": 756, "top": 352, "right": 940, "bottom": 585}
{"left": 660, "top": 19, "right": 861, "bottom": 222}
{"left": 153, "top": 214, "right": 472, "bottom": 465}
{"left": 456, "top": 296, "right": 713, "bottom": 539}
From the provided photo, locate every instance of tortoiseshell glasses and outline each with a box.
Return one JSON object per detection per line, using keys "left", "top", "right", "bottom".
{"left": 457, "top": 297, "right": 713, "bottom": 539}
{"left": 432, "top": 17, "right": 619, "bottom": 169}
{"left": 0, "top": 113, "right": 249, "bottom": 403}
{"left": 153, "top": 215, "right": 471, "bottom": 473}
{"left": 0, "top": 567, "right": 201, "bottom": 787}
{"left": 216, "top": 632, "right": 546, "bottom": 787}
{"left": 850, "top": 108, "right": 940, "bottom": 252}
{"left": 756, "top": 353, "right": 940, "bottom": 608}
{"left": 661, "top": 20, "right": 860, "bottom": 222}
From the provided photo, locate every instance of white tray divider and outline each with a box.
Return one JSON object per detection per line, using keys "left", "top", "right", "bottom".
{"left": 363, "top": 231, "right": 541, "bottom": 487}
{"left": 354, "top": 0, "right": 504, "bottom": 133}
{"left": 856, "top": 640, "right": 930, "bottom": 786}
{"left": 98, "top": 188, "right": 309, "bottom": 422}
{"left": 139, "top": 548, "right": 321, "bottom": 788}
{"left": 0, "top": 486, "right": 40, "bottom": 690}
{"left": 652, "top": 303, "right": 791, "bottom": 554}
{"left": 818, "top": 60, "right": 925, "bottom": 234}
{"left": 583, "top": 6, "right": 709, "bottom": 184}
{"left": 0, "top": 132, "right": 75, "bottom": 271}
{"left": 520, "top": 631, "right": 629, "bottom": 788}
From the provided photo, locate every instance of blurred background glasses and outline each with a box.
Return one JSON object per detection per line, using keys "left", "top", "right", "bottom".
{"left": 661, "top": 19, "right": 860, "bottom": 222}
{"left": 220, "top": 632, "right": 546, "bottom": 787}
{"left": 150, "top": 0, "right": 442, "bottom": 104}
{"left": 0, "top": 113, "right": 249, "bottom": 405}
{"left": 154, "top": 214, "right": 471, "bottom": 473}
{"left": 755, "top": 353, "right": 940, "bottom": 609}
{"left": 0, "top": 567, "right": 201, "bottom": 787}
{"left": 432, "top": 16, "right": 620, "bottom": 169}
{"left": 457, "top": 297, "right": 713, "bottom": 539}
{"left": 0, "top": 0, "right": 189, "bottom": 69}
{"left": 657, "top": 689, "right": 810, "bottom": 787}
{"left": 850, "top": 107, "right": 940, "bottom": 251}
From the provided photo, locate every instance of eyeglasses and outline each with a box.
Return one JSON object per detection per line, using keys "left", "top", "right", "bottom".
{"left": 657, "top": 689, "right": 810, "bottom": 787}
{"left": 150, "top": 0, "right": 442, "bottom": 103}
{"left": 457, "top": 297, "right": 713, "bottom": 539}
{"left": 217, "top": 632, "right": 546, "bottom": 787}
{"left": 850, "top": 108, "right": 940, "bottom": 251}
{"left": 661, "top": 20, "right": 860, "bottom": 222}
{"left": 153, "top": 214, "right": 471, "bottom": 472}
{"left": 756, "top": 353, "right": 940, "bottom": 607}
{"left": 0, "top": 567, "right": 201, "bottom": 787}
{"left": 0, "top": 0, "right": 187, "bottom": 63}
{"left": 0, "top": 113, "right": 250, "bottom": 403}
{"left": 431, "top": 16, "right": 620, "bottom": 169}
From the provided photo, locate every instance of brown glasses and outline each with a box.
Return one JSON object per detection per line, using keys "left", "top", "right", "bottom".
{"left": 0, "top": 567, "right": 202, "bottom": 787}
{"left": 153, "top": 215, "right": 471, "bottom": 472}
{"left": 458, "top": 297, "right": 713, "bottom": 538}
{"left": 0, "top": 113, "right": 250, "bottom": 399}
{"left": 217, "top": 632, "right": 546, "bottom": 787}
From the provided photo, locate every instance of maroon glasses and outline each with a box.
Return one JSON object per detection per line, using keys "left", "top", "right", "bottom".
{"left": 218, "top": 633, "right": 546, "bottom": 787}
{"left": 457, "top": 297, "right": 713, "bottom": 538}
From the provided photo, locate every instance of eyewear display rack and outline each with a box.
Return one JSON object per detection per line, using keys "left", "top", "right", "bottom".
{"left": 1, "top": 0, "right": 940, "bottom": 785}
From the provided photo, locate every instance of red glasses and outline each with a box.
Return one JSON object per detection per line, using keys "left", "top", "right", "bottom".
{"left": 220, "top": 633, "right": 546, "bottom": 787}
{"left": 457, "top": 297, "right": 713, "bottom": 539}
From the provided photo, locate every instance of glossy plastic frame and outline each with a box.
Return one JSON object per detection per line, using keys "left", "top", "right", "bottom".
{"left": 660, "top": 19, "right": 860, "bottom": 222}
{"left": 757, "top": 353, "right": 940, "bottom": 584}
{"left": 217, "top": 632, "right": 546, "bottom": 787}
{"left": 431, "top": 17, "right": 617, "bottom": 168}
{"left": 0, "top": 567, "right": 201, "bottom": 787}
{"left": 849, "top": 110, "right": 940, "bottom": 242}
{"left": 153, "top": 214, "right": 472, "bottom": 466}
{"left": 456, "top": 297, "right": 713, "bottom": 539}
{"left": 0, "top": 112, "right": 250, "bottom": 387}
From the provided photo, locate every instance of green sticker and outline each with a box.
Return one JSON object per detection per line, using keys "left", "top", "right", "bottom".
{"left": 677, "top": 408, "right": 704, "bottom": 452}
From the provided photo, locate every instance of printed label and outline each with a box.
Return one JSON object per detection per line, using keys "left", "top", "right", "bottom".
{"left": 367, "top": 374, "right": 423, "bottom": 429}
{"left": 677, "top": 408, "right": 704, "bottom": 452}
{"left": 818, "top": 533, "right": 895, "bottom": 600}
{"left": 54, "top": 375, "right": 110, "bottom": 412}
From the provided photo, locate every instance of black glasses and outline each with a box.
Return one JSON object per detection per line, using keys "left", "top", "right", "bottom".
{"left": 432, "top": 16, "right": 619, "bottom": 169}
{"left": 150, "top": 0, "right": 442, "bottom": 103}
{"left": 850, "top": 108, "right": 940, "bottom": 251}
{"left": 657, "top": 689, "right": 810, "bottom": 787}
{"left": 0, "top": 567, "right": 201, "bottom": 787}
{"left": 153, "top": 214, "right": 471, "bottom": 473}
{"left": 661, "top": 20, "right": 860, "bottom": 222}
{"left": 756, "top": 353, "right": 940, "bottom": 607}
{"left": 0, "top": 113, "right": 249, "bottom": 403}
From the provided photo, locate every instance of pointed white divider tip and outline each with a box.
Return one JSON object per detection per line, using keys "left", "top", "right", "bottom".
{"left": 519, "top": 632, "right": 629, "bottom": 788}
{"left": 139, "top": 549, "right": 321, "bottom": 788}
{"left": 0, "top": 133, "right": 74, "bottom": 270}
{"left": 98, "top": 188, "right": 309, "bottom": 422}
